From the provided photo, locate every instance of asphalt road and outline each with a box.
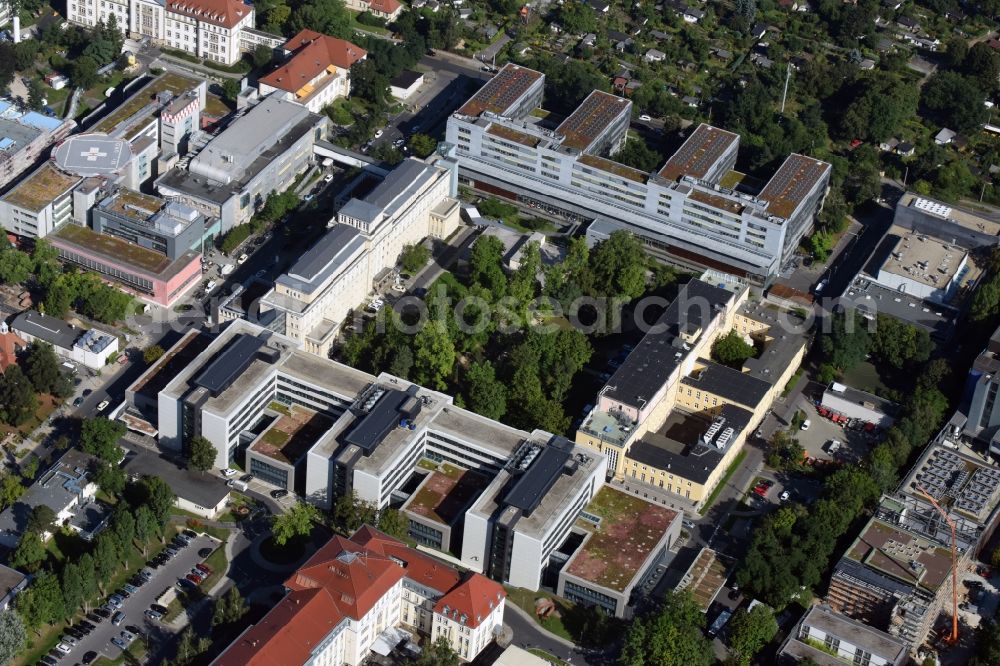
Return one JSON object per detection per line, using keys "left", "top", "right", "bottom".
{"left": 60, "top": 533, "right": 219, "bottom": 663}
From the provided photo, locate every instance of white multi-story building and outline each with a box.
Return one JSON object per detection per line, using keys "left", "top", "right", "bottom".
{"left": 445, "top": 64, "right": 832, "bottom": 284}
{"left": 0, "top": 162, "right": 81, "bottom": 239}
{"left": 150, "top": 319, "right": 608, "bottom": 591}
{"left": 212, "top": 526, "right": 506, "bottom": 665}
{"left": 156, "top": 95, "right": 328, "bottom": 232}
{"left": 258, "top": 29, "right": 367, "bottom": 114}
{"left": 260, "top": 158, "right": 461, "bottom": 356}
{"left": 69, "top": 0, "right": 267, "bottom": 65}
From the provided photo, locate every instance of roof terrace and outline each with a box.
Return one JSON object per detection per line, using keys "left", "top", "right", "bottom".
{"left": 404, "top": 462, "right": 489, "bottom": 527}
{"left": 92, "top": 72, "right": 201, "bottom": 135}
{"left": 577, "top": 153, "right": 648, "bottom": 184}
{"left": 846, "top": 518, "right": 952, "bottom": 593}
{"left": 565, "top": 487, "right": 677, "bottom": 592}
{"left": 52, "top": 224, "right": 172, "bottom": 273}
{"left": 3, "top": 163, "right": 81, "bottom": 212}
{"left": 252, "top": 404, "right": 333, "bottom": 465}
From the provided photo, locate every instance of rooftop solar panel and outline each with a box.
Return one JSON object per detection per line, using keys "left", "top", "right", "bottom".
{"left": 458, "top": 64, "right": 543, "bottom": 118}
{"left": 758, "top": 154, "right": 831, "bottom": 219}
{"left": 193, "top": 334, "right": 265, "bottom": 396}
{"left": 556, "top": 91, "right": 630, "bottom": 151}
{"left": 659, "top": 124, "right": 739, "bottom": 182}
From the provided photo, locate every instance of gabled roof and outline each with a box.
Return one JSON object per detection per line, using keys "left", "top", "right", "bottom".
{"left": 165, "top": 0, "right": 251, "bottom": 29}
{"left": 0, "top": 328, "right": 26, "bottom": 370}
{"left": 287, "top": 535, "right": 404, "bottom": 620}
{"left": 213, "top": 588, "right": 346, "bottom": 666}
{"left": 433, "top": 574, "right": 506, "bottom": 628}
{"left": 366, "top": 0, "right": 402, "bottom": 14}
{"left": 260, "top": 30, "right": 367, "bottom": 94}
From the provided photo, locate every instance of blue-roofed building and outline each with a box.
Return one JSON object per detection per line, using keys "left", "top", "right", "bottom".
{"left": 260, "top": 157, "right": 461, "bottom": 356}
{"left": 0, "top": 99, "right": 75, "bottom": 190}
{"left": 0, "top": 449, "right": 109, "bottom": 549}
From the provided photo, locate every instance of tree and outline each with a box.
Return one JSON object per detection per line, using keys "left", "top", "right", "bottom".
{"left": 838, "top": 74, "right": 918, "bottom": 143}
{"left": 223, "top": 586, "right": 247, "bottom": 624}
{"left": 399, "top": 244, "right": 430, "bottom": 274}
{"left": 134, "top": 505, "right": 157, "bottom": 555}
{"left": 10, "top": 531, "right": 46, "bottom": 573}
{"left": 286, "top": 0, "right": 353, "bottom": 38}
{"left": 946, "top": 35, "right": 969, "bottom": 68}
{"left": 95, "top": 462, "right": 126, "bottom": 497}
{"left": 93, "top": 532, "right": 120, "bottom": 592}
{"left": 413, "top": 320, "right": 455, "bottom": 389}
{"left": 222, "top": 77, "right": 241, "bottom": 103}
{"left": 871, "top": 316, "right": 933, "bottom": 368}
{"left": 22, "top": 342, "right": 70, "bottom": 396}
{"left": 143, "top": 345, "right": 166, "bottom": 365}
{"left": 464, "top": 361, "right": 507, "bottom": 420}
{"left": 376, "top": 508, "right": 407, "bottom": 539}
{"left": 712, "top": 330, "right": 756, "bottom": 368}
{"left": 332, "top": 492, "right": 377, "bottom": 532}
{"left": 416, "top": 636, "right": 460, "bottom": 666}
{"left": 81, "top": 418, "right": 125, "bottom": 462}
{"left": 16, "top": 572, "right": 62, "bottom": 633}
{"left": 174, "top": 626, "right": 211, "bottom": 666}
{"left": 468, "top": 236, "right": 508, "bottom": 298}
{"left": 140, "top": 476, "right": 176, "bottom": 525}
{"left": 964, "top": 43, "right": 1000, "bottom": 95}
{"left": 726, "top": 605, "right": 778, "bottom": 666}
{"left": 26, "top": 505, "right": 56, "bottom": 535}
{"left": 408, "top": 133, "right": 437, "bottom": 159}
{"left": 61, "top": 562, "right": 84, "bottom": 621}
{"left": 112, "top": 510, "right": 136, "bottom": 556}
{"left": 19, "top": 456, "right": 39, "bottom": 482}
{"left": 27, "top": 78, "right": 46, "bottom": 112}
{"left": 615, "top": 135, "right": 662, "bottom": 173}
{"left": 0, "top": 365, "right": 38, "bottom": 426}
{"left": 0, "top": 247, "right": 32, "bottom": 285}
{"left": 252, "top": 43, "right": 273, "bottom": 68}
{"left": 70, "top": 55, "right": 99, "bottom": 89}
{"left": 0, "top": 474, "right": 24, "bottom": 510}
{"left": 619, "top": 590, "right": 713, "bottom": 666}
{"left": 589, "top": 231, "right": 646, "bottom": 302}
{"left": 78, "top": 552, "right": 99, "bottom": 609}
{"left": 921, "top": 71, "right": 988, "bottom": 134}
{"left": 188, "top": 436, "right": 217, "bottom": 472}
{"left": 0, "top": 610, "right": 26, "bottom": 665}
{"left": 971, "top": 619, "right": 1000, "bottom": 666}
{"left": 819, "top": 312, "right": 871, "bottom": 370}
{"left": 271, "top": 501, "right": 320, "bottom": 546}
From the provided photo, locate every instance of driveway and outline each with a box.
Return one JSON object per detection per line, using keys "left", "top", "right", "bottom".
{"left": 61, "top": 533, "right": 220, "bottom": 663}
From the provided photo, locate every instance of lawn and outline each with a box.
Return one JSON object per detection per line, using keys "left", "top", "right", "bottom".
{"left": 529, "top": 648, "right": 570, "bottom": 665}
{"left": 503, "top": 586, "right": 574, "bottom": 641}
{"left": 198, "top": 540, "right": 231, "bottom": 591}
{"left": 14, "top": 622, "right": 68, "bottom": 666}
{"left": 564, "top": 487, "right": 676, "bottom": 592}
{"left": 93, "top": 640, "right": 147, "bottom": 666}
{"left": 0, "top": 392, "right": 60, "bottom": 437}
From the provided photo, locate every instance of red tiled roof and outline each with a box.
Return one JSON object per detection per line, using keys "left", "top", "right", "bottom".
{"left": 216, "top": 527, "right": 489, "bottom": 665}
{"left": 213, "top": 588, "right": 345, "bottom": 666}
{"left": 366, "top": 0, "right": 401, "bottom": 14}
{"left": 353, "top": 525, "right": 462, "bottom": 593}
{"left": 0, "top": 330, "right": 26, "bottom": 370}
{"left": 287, "top": 535, "right": 404, "bottom": 620}
{"left": 433, "top": 575, "right": 506, "bottom": 628}
{"left": 165, "top": 0, "right": 251, "bottom": 29}
{"left": 260, "top": 30, "right": 367, "bottom": 94}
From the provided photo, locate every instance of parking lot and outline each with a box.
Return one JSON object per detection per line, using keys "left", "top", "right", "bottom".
{"left": 48, "top": 532, "right": 220, "bottom": 664}
{"left": 787, "top": 395, "right": 876, "bottom": 465}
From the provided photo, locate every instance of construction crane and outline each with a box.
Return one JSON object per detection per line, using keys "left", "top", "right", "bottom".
{"left": 916, "top": 484, "right": 960, "bottom": 645}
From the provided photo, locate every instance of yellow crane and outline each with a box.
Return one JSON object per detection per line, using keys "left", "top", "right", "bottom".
{"left": 916, "top": 484, "right": 959, "bottom": 645}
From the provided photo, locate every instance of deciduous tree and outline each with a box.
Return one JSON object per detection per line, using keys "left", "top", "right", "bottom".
{"left": 80, "top": 418, "right": 125, "bottom": 462}
{"left": 188, "top": 436, "right": 216, "bottom": 472}
{"left": 0, "top": 610, "right": 26, "bottom": 665}
{"left": 272, "top": 501, "right": 319, "bottom": 546}
{"left": 726, "top": 604, "right": 778, "bottom": 666}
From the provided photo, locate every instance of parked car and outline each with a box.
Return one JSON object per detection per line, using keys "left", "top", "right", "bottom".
{"left": 97, "top": 399, "right": 110, "bottom": 412}
{"left": 82, "top": 651, "right": 98, "bottom": 664}
{"left": 800, "top": 419, "right": 811, "bottom": 431}
{"left": 183, "top": 529, "right": 197, "bottom": 539}
{"left": 195, "top": 563, "right": 211, "bottom": 575}
{"left": 150, "top": 604, "right": 169, "bottom": 615}
{"left": 177, "top": 578, "right": 196, "bottom": 590}
{"left": 41, "top": 657, "right": 58, "bottom": 666}
{"left": 237, "top": 253, "right": 249, "bottom": 265}
{"left": 221, "top": 468, "right": 238, "bottom": 477}
{"left": 94, "top": 608, "right": 111, "bottom": 619}
{"left": 779, "top": 490, "right": 790, "bottom": 501}
{"left": 111, "top": 637, "right": 128, "bottom": 650}
{"left": 145, "top": 609, "right": 163, "bottom": 621}
{"left": 73, "top": 397, "right": 84, "bottom": 407}
{"left": 120, "top": 630, "right": 136, "bottom": 642}
{"left": 239, "top": 474, "right": 253, "bottom": 483}
{"left": 270, "top": 489, "right": 288, "bottom": 499}
{"left": 198, "top": 547, "right": 214, "bottom": 558}
{"left": 55, "top": 643, "right": 71, "bottom": 654}
{"left": 62, "top": 634, "right": 79, "bottom": 645}
{"left": 187, "top": 573, "right": 204, "bottom": 584}
{"left": 123, "top": 583, "right": 138, "bottom": 595}
{"left": 112, "top": 611, "right": 126, "bottom": 626}
{"left": 639, "top": 114, "right": 652, "bottom": 121}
